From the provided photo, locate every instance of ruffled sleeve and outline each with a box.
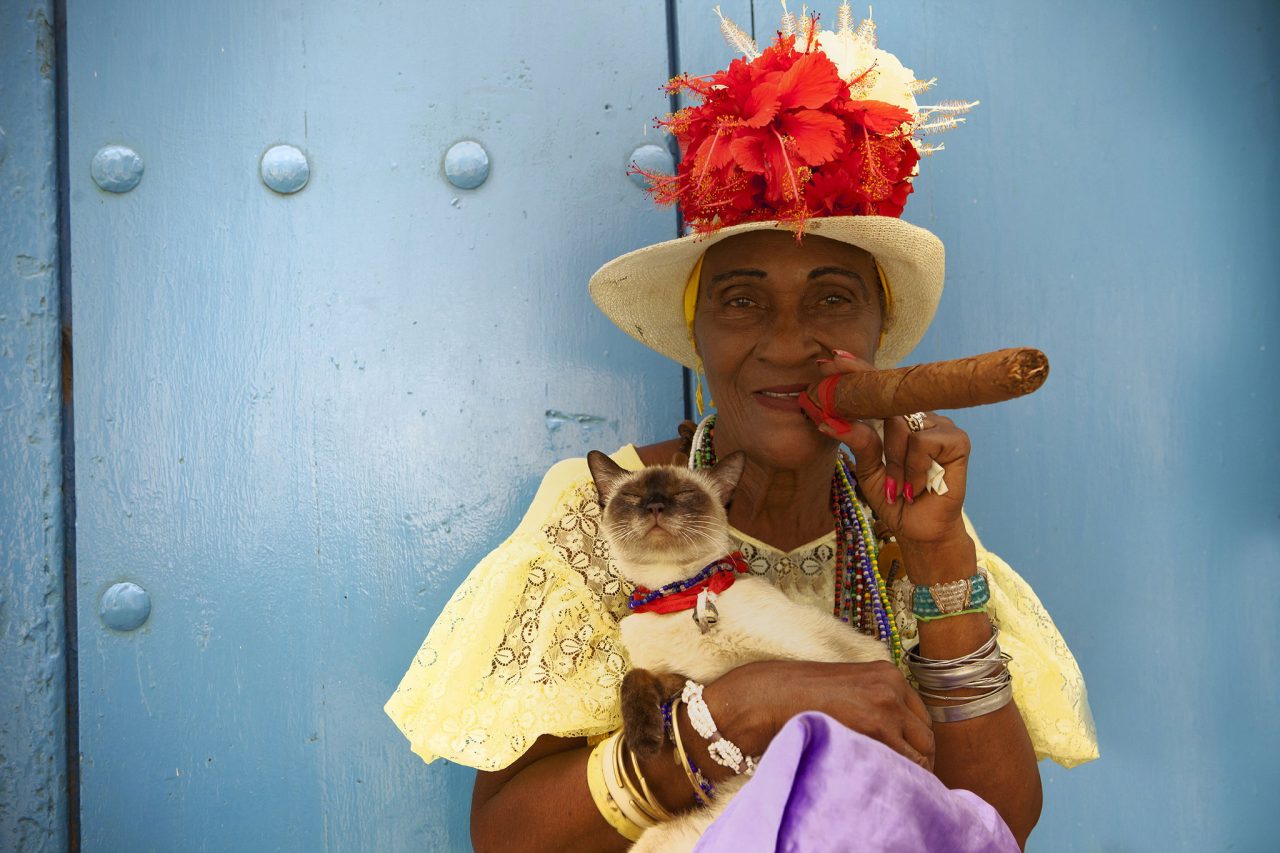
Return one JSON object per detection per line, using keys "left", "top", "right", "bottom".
{"left": 975, "top": 536, "right": 1099, "bottom": 768}
{"left": 890, "top": 516, "right": 1099, "bottom": 769}
{"left": 384, "top": 450, "right": 639, "bottom": 771}
{"left": 962, "top": 517, "right": 1098, "bottom": 769}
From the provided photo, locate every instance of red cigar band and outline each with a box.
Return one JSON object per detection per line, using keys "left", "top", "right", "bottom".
{"left": 800, "top": 375, "right": 851, "bottom": 433}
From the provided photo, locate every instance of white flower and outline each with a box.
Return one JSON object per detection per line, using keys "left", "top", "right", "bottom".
{"left": 812, "top": 29, "right": 919, "bottom": 117}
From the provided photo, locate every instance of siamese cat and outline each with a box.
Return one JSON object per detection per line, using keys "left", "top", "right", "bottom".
{"left": 587, "top": 450, "right": 890, "bottom": 851}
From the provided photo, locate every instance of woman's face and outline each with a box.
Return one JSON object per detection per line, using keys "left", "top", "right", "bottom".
{"left": 694, "top": 230, "right": 884, "bottom": 469}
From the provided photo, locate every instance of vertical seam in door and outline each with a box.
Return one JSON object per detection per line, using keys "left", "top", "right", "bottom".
{"left": 663, "top": 0, "right": 694, "bottom": 423}
{"left": 53, "top": 0, "right": 81, "bottom": 848}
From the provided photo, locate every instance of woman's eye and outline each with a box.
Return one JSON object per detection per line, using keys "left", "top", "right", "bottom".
{"left": 819, "top": 294, "right": 850, "bottom": 306}
{"left": 726, "top": 297, "right": 755, "bottom": 309}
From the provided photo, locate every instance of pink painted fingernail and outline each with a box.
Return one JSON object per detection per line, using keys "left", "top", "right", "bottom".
{"left": 885, "top": 477, "right": 897, "bottom": 504}
{"left": 904, "top": 482, "right": 915, "bottom": 504}
{"left": 833, "top": 349, "right": 855, "bottom": 360}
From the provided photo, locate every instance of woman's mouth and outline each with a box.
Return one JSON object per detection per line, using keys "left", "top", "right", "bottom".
{"left": 753, "top": 384, "right": 808, "bottom": 412}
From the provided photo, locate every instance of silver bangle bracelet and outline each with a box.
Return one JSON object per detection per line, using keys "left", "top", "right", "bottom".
{"left": 909, "top": 657, "right": 1009, "bottom": 690}
{"left": 916, "top": 669, "right": 1012, "bottom": 702}
{"left": 905, "top": 629, "right": 1000, "bottom": 668}
{"left": 926, "top": 682, "right": 1014, "bottom": 722}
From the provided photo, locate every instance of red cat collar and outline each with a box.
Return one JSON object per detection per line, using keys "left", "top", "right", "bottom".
{"left": 628, "top": 552, "right": 751, "bottom": 615}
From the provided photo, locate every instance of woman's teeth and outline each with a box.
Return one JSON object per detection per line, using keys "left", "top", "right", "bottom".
{"left": 760, "top": 391, "right": 800, "bottom": 398}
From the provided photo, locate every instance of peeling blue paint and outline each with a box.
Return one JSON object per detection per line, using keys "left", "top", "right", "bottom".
{"left": 544, "top": 409, "right": 610, "bottom": 432}
{"left": 0, "top": 0, "right": 67, "bottom": 850}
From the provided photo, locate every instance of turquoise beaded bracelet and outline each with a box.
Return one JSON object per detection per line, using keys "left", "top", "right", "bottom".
{"left": 912, "top": 573, "right": 989, "bottom": 619}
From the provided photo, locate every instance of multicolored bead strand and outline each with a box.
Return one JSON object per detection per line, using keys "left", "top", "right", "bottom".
{"left": 688, "top": 415, "right": 900, "bottom": 663}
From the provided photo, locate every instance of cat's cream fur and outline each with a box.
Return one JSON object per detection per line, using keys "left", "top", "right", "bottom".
{"left": 587, "top": 450, "right": 890, "bottom": 852}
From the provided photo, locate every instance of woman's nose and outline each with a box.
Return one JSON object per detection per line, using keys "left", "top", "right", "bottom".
{"left": 757, "top": 309, "right": 821, "bottom": 364}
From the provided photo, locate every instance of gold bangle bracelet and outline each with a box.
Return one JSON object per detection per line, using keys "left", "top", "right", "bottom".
{"left": 624, "top": 742, "right": 675, "bottom": 819}
{"left": 602, "top": 731, "right": 657, "bottom": 832}
{"left": 587, "top": 733, "right": 644, "bottom": 842}
{"left": 618, "top": 735, "right": 675, "bottom": 822}
{"left": 669, "top": 698, "right": 712, "bottom": 806}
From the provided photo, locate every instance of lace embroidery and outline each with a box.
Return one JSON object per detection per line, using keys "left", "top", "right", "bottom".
{"left": 385, "top": 462, "right": 1098, "bottom": 772}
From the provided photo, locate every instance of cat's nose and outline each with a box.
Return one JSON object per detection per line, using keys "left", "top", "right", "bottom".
{"left": 645, "top": 499, "right": 665, "bottom": 517}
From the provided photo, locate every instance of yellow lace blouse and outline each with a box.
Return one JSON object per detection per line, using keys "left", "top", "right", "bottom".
{"left": 385, "top": 445, "right": 1098, "bottom": 772}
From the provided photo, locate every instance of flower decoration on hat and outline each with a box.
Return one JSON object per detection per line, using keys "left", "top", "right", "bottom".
{"left": 640, "top": 2, "right": 977, "bottom": 233}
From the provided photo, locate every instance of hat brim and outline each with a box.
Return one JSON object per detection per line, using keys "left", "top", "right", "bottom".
{"left": 589, "top": 216, "right": 944, "bottom": 369}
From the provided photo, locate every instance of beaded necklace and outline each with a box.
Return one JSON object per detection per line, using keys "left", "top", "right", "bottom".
{"left": 688, "top": 415, "right": 902, "bottom": 663}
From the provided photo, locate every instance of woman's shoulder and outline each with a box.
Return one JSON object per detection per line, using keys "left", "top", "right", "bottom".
{"left": 511, "top": 444, "right": 650, "bottom": 538}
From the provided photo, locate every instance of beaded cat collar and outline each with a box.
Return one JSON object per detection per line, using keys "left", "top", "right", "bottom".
{"left": 628, "top": 552, "right": 750, "bottom": 615}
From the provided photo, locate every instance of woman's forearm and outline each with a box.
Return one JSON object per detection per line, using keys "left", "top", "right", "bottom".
{"left": 471, "top": 721, "right": 711, "bottom": 853}
{"left": 471, "top": 738, "right": 627, "bottom": 852}
{"left": 904, "top": 532, "right": 1043, "bottom": 848}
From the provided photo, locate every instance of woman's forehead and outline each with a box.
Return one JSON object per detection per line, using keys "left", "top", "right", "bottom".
{"left": 701, "top": 231, "right": 876, "bottom": 283}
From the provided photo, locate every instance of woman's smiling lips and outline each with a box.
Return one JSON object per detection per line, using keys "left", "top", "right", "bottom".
{"left": 752, "top": 383, "right": 810, "bottom": 412}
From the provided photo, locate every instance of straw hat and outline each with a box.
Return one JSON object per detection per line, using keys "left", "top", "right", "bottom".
{"left": 590, "top": 215, "right": 943, "bottom": 370}
{"left": 588, "top": 4, "right": 973, "bottom": 370}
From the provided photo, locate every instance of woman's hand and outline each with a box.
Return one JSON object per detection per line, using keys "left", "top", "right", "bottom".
{"left": 809, "top": 351, "right": 975, "bottom": 576}
{"left": 707, "top": 658, "right": 935, "bottom": 770}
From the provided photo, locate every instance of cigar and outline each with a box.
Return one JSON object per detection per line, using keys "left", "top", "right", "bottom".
{"left": 801, "top": 347, "right": 1050, "bottom": 423}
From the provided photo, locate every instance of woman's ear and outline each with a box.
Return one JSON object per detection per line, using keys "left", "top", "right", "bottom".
{"left": 586, "top": 450, "right": 626, "bottom": 505}
{"left": 707, "top": 450, "right": 746, "bottom": 505}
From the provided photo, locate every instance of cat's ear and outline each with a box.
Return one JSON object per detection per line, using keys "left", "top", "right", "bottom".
{"left": 587, "top": 450, "right": 627, "bottom": 505}
{"left": 707, "top": 450, "right": 746, "bottom": 505}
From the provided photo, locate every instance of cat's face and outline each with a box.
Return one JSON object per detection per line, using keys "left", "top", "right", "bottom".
{"left": 587, "top": 451, "right": 746, "bottom": 586}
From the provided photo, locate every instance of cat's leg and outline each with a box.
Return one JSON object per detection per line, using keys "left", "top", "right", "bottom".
{"left": 621, "top": 668, "right": 688, "bottom": 758}
{"left": 628, "top": 816, "right": 704, "bottom": 853}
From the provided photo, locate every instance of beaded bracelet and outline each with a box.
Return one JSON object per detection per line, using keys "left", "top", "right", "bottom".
{"left": 681, "top": 680, "right": 757, "bottom": 776}
{"left": 912, "top": 573, "right": 990, "bottom": 619}
{"left": 664, "top": 697, "right": 715, "bottom": 805}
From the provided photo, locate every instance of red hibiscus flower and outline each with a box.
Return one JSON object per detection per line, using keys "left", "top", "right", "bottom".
{"left": 638, "top": 33, "right": 921, "bottom": 232}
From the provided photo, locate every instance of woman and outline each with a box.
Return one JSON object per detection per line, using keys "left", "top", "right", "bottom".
{"left": 386, "top": 7, "right": 1096, "bottom": 850}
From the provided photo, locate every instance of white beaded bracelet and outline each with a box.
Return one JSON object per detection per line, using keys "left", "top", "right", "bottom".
{"left": 681, "top": 680, "right": 756, "bottom": 776}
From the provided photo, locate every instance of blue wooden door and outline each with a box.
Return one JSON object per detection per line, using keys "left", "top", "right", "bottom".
{"left": 67, "top": 2, "right": 689, "bottom": 848}
{"left": 58, "top": 0, "right": 1280, "bottom": 850}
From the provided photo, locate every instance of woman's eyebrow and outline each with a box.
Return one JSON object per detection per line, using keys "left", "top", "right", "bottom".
{"left": 808, "top": 266, "right": 870, "bottom": 300}
{"left": 708, "top": 268, "right": 768, "bottom": 285}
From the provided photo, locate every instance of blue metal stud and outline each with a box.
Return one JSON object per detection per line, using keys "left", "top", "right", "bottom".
{"left": 90, "top": 145, "right": 144, "bottom": 193}
{"left": 259, "top": 144, "right": 310, "bottom": 194}
{"left": 99, "top": 582, "right": 152, "bottom": 632}
{"left": 628, "top": 144, "right": 674, "bottom": 188}
{"left": 444, "top": 140, "right": 490, "bottom": 189}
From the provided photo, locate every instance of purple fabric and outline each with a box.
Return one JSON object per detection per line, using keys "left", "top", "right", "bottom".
{"left": 694, "top": 712, "right": 1019, "bottom": 853}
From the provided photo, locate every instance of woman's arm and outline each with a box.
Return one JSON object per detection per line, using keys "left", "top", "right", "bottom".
{"left": 471, "top": 736, "right": 625, "bottom": 853}
{"left": 902, "top": 532, "right": 1042, "bottom": 848}
{"left": 828, "top": 392, "right": 1043, "bottom": 847}
{"left": 471, "top": 659, "right": 934, "bottom": 852}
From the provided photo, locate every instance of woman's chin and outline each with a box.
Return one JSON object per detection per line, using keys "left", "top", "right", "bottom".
{"left": 740, "top": 418, "right": 837, "bottom": 469}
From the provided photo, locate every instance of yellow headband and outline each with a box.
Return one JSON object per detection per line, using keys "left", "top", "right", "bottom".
{"left": 681, "top": 252, "right": 893, "bottom": 344}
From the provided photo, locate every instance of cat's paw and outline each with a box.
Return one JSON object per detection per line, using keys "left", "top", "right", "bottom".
{"left": 621, "top": 669, "right": 683, "bottom": 758}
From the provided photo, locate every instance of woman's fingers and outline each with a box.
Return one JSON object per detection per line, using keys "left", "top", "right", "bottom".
{"left": 882, "top": 415, "right": 910, "bottom": 505}
{"left": 826, "top": 419, "right": 887, "bottom": 513}
{"left": 901, "top": 700, "right": 937, "bottom": 770}
{"left": 901, "top": 414, "right": 969, "bottom": 504}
